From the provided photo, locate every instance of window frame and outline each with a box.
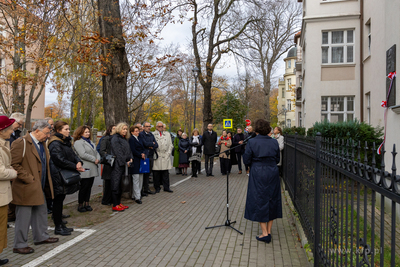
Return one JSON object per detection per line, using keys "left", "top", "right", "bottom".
{"left": 321, "top": 29, "right": 355, "bottom": 65}
{"left": 321, "top": 96, "right": 355, "bottom": 122}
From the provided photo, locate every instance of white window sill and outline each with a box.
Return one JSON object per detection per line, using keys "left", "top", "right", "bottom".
{"left": 321, "top": 63, "right": 356, "bottom": 68}
{"left": 321, "top": 0, "right": 358, "bottom": 4}
{"left": 390, "top": 105, "right": 400, "bottom": 114}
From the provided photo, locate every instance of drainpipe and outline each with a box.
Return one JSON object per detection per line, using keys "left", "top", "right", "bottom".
{"left": 360, "top": 0, "right": 364, "bottom": 121}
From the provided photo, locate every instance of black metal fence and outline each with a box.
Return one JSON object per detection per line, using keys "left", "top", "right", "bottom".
{"left": 283, "top": 133, "right": 400, "bottom": 267}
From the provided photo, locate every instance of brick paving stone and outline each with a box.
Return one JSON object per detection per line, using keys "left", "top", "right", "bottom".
{"left": 2, "top": 164, "right": 308, "bottom": 267}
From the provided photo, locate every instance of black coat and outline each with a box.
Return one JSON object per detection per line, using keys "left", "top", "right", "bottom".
{"left": 110, "top": 134, "right": 132, "bottom": 167}
{"left": 202, "top": 130, "right": 217, "bottom": 155}
{"left": 243, "top": 134, "right": 282, "bottom": 222}
{"left": 232, "top": 133, "right": 245, "bottom": 153}
{"left": 139, "top": 131, "right": 158, "bottom": 157}
{"left": 128, "top": 136, "right": 145, "bottom": 174}
{"left": 7, "top": 129, "right": 21, "bottom": 145}
{"left": 48, "top": 134, "right": 82, "bottom": 196}
{"left": 99, "top": 135, "right": 112, "bottom": 180}
{"left": 189, "top": 136, "right": 202, "bottom": 154}
{"left": 178, "top": 138, "right": 191, "bottom": 164}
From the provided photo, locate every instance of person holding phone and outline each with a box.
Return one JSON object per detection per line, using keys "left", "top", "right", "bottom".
{"left": 73, "top": 126, "right": 101, "bottom": 213}
{"left": 129, "top": 126, "right": 146, "bottom": 204}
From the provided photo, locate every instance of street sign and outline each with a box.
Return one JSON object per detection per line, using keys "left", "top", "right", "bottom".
{"left": 223, "top": 119, "right": 233, "bottom": 129}
{"left": 245, "top": 119, "right": 251, "bottom": 126}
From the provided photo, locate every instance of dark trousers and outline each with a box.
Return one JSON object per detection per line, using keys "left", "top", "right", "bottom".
{"left": 153, "top": 170, "right": 170, "bottom": 191}
{"left": 236, "top": 152, "right": 243, "bottom": 171}
{"left": 111, "top": 165, "right": 124, "bottom": 207}
{"left": 142, "top": 158, "right": 154, "bottom": 192}
{"left": 78, "top": 177, "right": 95, "bottom": 204}
{"left": 220, "top": 158, "right": 230, "bottom": 174}
{"left": 191, "top": 161, "right": 200, "bottom": 176}
{"left": 204, "top": 154, "right": 214, "bottom": 175}
{"left": 52, "top": 194, "right": 66, "bottom": 226}
{"left": 102, "top": 179, "right": 112, "bottom": 205}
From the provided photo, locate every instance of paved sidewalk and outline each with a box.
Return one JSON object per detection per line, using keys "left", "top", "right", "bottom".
{"left": 3, "top": 165, "right": 309, "bottom": 267}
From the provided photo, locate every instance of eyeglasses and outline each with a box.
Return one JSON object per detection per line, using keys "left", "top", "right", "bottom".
{"left": 41, "top": 130, "right": 51, "bottom": 136}
{"left": 144, "top": 125, "right": 151, "bottom": 127}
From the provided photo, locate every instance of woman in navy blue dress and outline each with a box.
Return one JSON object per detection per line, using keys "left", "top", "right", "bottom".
{"left": 243, "top": 119, "right": 282, "bottom": 243}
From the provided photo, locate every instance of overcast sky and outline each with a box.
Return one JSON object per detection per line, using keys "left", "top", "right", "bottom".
{"left": 45, "top": 14, "right": 287, "bottom": 106}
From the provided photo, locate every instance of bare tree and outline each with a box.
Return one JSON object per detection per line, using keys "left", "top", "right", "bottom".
{"left": 176, "top": 0, "right": 257, "bottom": 131}
{"left": 234, "top": 0, "right": 301, "bottom": 120}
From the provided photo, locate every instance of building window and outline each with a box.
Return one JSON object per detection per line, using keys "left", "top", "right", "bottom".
{"left": 287, "top": 99, "right": 292, "bottom": 111}
{"left": 366, "top": 21, "right": 371, "bottom": 56}
{"left": 288, "top": 60, "right": 291, "bottom": 69}
{"left": 366, "top": 93, "right": 371, "bottom": 124}
{"left": 322, "top": 30, "right": 354, "bottom": 64}
{"left": 321, "top": 96, "right": 355, "bottom": 122}
{"left": 287, "top": 78, "right": 291, "bottom": 90}
{"left": 298, "top": 112, "right": 302, "bottom": 127}
{"left": 282, "top": 87, "right": 285, "bottom": 98}
{"left": 286, "top": 119, "right": 291, "bottom": 128}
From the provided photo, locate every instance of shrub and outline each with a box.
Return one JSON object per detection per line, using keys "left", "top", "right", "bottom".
{"left": 283, "top": 126, "right": 306, "bottom": 136}
{"left": 307, "top": 120, "right": 383, "bottom": 144}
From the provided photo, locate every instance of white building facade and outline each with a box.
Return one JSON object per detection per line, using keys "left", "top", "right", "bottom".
{"left": 277, "top": 47, "right": 297, "bottom": 128}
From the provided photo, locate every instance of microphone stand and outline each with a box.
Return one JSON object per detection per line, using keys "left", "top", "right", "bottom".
{"left": 205, "top": 138, "right": 252, "bottom": 235}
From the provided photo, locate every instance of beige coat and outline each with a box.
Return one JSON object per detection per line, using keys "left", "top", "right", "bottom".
{"left": 73, "top": 139, "right": 101, "bottom": 178}
{"left": 0, "top": 138, "right": 17, "bottom": 207}
{"left": 275, "top": 134, "right": 284, "bottom": 166}
{"left": 152, "top": 131, "right": 173, "bottom": 171}
{"left": 11, "top": 133, "right": 54, "bottom": 206}
{"left": 219, "top": 138, "right": 232, "bottom": 159}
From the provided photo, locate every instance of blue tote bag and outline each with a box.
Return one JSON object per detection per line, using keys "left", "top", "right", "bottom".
{"left": 139, "top": 158, "right": 150, "bottom": 174}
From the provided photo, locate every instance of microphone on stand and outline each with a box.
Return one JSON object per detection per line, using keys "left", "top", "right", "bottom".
{"left": 243, "top": 132, "right": 256, "bottom": 144}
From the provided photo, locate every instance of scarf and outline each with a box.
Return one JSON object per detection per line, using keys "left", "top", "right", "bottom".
{"left": 55, "top": 132, "right": 72, "bottom": 147}
{"left": 82, "top": 136, "right": 94, "bottom": 148}
{"left": 192, "top": 135, "right": 200, "bottom": 154}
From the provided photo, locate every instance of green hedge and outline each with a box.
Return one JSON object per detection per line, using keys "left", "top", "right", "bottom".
{"left": 283, "top": 126, "right": 306, "bottom": 136}
{"left": 306, "top": 120, "right": 383, "bottom": 145}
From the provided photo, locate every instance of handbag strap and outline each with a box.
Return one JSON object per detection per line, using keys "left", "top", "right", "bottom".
{"left": 22, "top": 137, "right": 26, "bottom": 158}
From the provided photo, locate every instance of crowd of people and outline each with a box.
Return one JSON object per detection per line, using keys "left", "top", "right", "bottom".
{"left": 0, "top": 113, "right": 285, "bottom": 265}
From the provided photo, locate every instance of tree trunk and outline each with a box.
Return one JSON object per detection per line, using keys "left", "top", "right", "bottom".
{"left": 98, "top": 0, "right": 130, "bottom": 127}
{"left": 202, "top": 82, "right": 213, "bottom": 132}
{"left": 262, "top": 65, "right": 272, "bottom": 121}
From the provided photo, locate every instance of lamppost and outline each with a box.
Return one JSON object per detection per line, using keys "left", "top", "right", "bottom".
{"left": 50, "top": 108, "right": 53, "bottom": 118}
{"left": 192, "top": 66, "right": 200, "bottom": 129}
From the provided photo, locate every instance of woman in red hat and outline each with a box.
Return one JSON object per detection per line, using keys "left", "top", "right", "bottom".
{"left": 0, "top": 116, "right": 18, "bottom": 265}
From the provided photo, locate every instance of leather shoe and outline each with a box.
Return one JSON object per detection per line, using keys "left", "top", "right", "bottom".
{"left": 142, "top": 192, "right": 148, "bottom": 197}
{"left": 256, "top": 234, "right": 271, "bottom": 243}
{"left": 54, "top": 225, "right": 71, "bottom": 236}
{"left": 85, "top": 205, "right": 93, "bottom": 212}
{"left": 0, "top": 259, "right": 9, "bottom": 265}
{"left": 155, "top": 189, "right": 160, "bottom": 193}
{"left": 145, "top": 190, "right": 155, "bottom": 195}
{"left": 135, "top": 199, "right": 142, "bottom": 204}
{"left": 77, "top": 206, "right": 86, "bottom": 212}
{"left": 62, "top": 220, "right": 68, "bottom": 225}
{"left": 34, "top": 237, "right": 59, "bottom": 245}
{"left": 164, "top": 189, "right": 173, "bottom": 193}
{"left": 62, "top": 214, "right": 70, "bottom": 218}
{"left": 209, "top": 174, "right": 214, "bottom": 177}
{"left": 13, "top": 247, "right": 34, "bottom": 254}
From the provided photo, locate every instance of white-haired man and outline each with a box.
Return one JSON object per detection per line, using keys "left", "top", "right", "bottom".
{"left": 11, "top": 120, "right": 58, "bottom": 254}
{"left": 152, "top": 121, "right": 174, "bottom": 193}
{"left": 8, "top": 112, "right": 25, "bottom": 145}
